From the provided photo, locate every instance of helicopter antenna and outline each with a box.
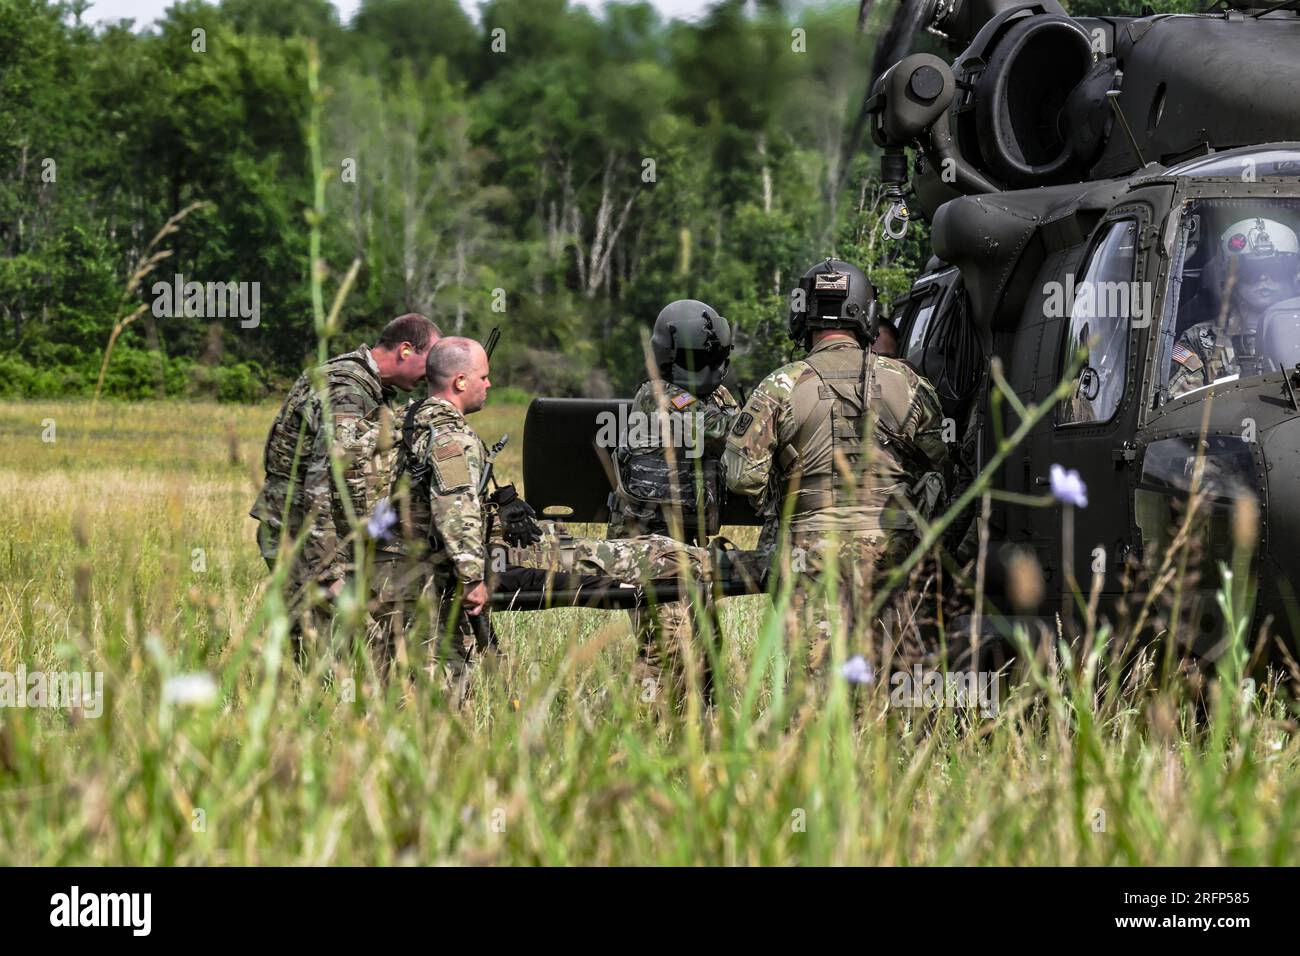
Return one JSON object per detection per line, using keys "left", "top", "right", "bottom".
{"left": 857, "top": 0, "right": 876, "bottom": 31}
{"left": 1105, "top": 76, "right": 1147, "bottom": 169}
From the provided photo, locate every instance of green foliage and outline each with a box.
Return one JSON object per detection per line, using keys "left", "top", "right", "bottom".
{"left": 1066, "top": 0, "right": 1204, "bottom": 15}
{"left": 190, "top": 359, "right": 271, "bottom": 402}
{"left": 485, "top": 384, "right": 533, "bottom": 406}
{"left": 3, "top": 0, "right": 919, "bottom": 399}
{"left": 0, "top": 0, "right": 915, "bottom": 400}
{"left": 0, "top": 349, "right": 267, "bottom": 401}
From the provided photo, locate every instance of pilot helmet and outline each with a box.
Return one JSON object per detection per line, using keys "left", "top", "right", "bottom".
{"left": 1220, "top": 217, "right": 1300, "bottom": 259}
{"left": 649, "top": 299, "right": 732, "bottom": 397}
{"left": 1216, "top": 217, "right": 1300, "bottom": 316}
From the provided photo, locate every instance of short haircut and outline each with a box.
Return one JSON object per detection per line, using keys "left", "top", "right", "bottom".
{"left": 426, "top": 336, "right": 481, "bottom": 391}
{"left": 376, "top": 313, "right": 440, "bottom": 351}
{"left": 877, "top": 317, "right": 899, "bottom": 341}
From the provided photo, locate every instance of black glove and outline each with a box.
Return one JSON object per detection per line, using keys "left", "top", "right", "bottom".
{"left": 491, "top": 484, "right": 542, "bottom": 547}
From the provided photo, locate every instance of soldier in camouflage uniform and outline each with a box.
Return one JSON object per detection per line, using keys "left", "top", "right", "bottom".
{"left": 1169, "top": 217, "right": 1300, "bottom": 397}
{"left": 251, "top": 314, "right": 439, "bottom": 647}
{"left": 606, "top": 299, "right": 737, "bottom": 706}
{"left": 369, "top": 337, "right": 498, "bottom": 695}
{"left": 495, "top": 521, "right": 713, "bottom": 594}
{"left": 723, "top": 259, "right": 950, "bottom": 675}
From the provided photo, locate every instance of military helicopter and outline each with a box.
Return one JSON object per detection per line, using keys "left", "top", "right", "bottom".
{"left": 864, "top": 0, "right": 1300, "bottom": 658}
{"left": 521, "top": 0, "right": 1300, "bottom": 662}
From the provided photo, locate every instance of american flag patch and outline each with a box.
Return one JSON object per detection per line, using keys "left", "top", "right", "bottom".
{"left": 671, "top": 392, "right": 696, "bottom": 409}
{"left": 1172, "top": 344, "right": 1195, "bottom": 364}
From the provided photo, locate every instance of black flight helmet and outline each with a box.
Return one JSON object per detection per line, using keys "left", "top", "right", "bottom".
{"left": 789, "top": 258, "right": 880, "bottom": 349}
{"left": 650, "top": 299, "right": 733, "bottom": 397}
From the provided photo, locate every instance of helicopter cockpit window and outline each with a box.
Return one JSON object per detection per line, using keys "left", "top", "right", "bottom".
{"left": 1157, "top": 199, "right": 1300, "bottom": 403}
{"left": 1059, "top": 220, "right": 1137, "bottom": 425}
{"left": 1168, "top": 148, "right": 1300, "bottom": 181}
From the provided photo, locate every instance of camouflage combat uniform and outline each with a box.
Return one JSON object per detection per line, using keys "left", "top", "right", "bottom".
{"left": 607, "top": 381, "right": 737, "bottom": 703}
{"left": 251, "top": 346, "right": 395, "bottom": 637}
{"left": 500, "top": 521, "right": 712, "bottom": 587}
{"left": 1168, "top": 318, "right": 1241, "bottom": 398}
{"left": 722, "top": 339, "right": 948, "bottom": 673}
{"left": 369, "top": 396, "right": 490, "bottom": 692}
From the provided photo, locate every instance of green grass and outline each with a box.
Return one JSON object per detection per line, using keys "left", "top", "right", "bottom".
{"left": 0, "top": 400, "right": 1297, "bottom": 865}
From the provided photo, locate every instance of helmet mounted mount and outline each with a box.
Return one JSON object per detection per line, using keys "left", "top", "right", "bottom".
{"left": 789, "top": 258, "right": 880, "bottom": 350}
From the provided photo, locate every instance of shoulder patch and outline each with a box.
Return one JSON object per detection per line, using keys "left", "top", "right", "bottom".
{"left": 430, "top": 437, "right": 471, "bottom": 491}
{"left": 731, "top": 411, "right": 754, "bottom": 437}
{"left": 671, "top": 392, "right": 696, "bottom": 410}
{"left": 1172, "top": 343, "right": 1203, "bottom": 370}
{"left": 794, "top": 363, "right": 820, "bottom": 384}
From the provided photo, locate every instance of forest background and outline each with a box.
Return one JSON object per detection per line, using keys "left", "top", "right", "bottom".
{"left": 0, "top": 0, "right": 1188, "bottom": 402}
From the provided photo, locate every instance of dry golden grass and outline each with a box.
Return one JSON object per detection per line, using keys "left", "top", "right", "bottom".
{"left": 0, "top": 399, "right": 1297, "bottom": 865}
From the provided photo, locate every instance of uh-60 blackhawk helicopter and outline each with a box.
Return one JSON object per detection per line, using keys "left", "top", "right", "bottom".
{"left": 519, "top": 0, "right": 1300, "bottom": 665}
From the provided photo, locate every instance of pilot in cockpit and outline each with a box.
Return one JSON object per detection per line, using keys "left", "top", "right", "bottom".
{"left": 1169, "top": 216, "right": 1300, "bottom": 397}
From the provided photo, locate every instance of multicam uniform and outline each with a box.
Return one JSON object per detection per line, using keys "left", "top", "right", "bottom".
{"left": 607, "top": 381, "right": 737, "bottom": 702}
{"left": 251, "top": 346, "right": 395, "bottom": 633}
{"left": 370, "top": 396, "right": 490, "bottom": 688}
{"left": 722, "top": 338, "right": 948, "bottom": 672}
{"left": 500, "top": 522, "right": 712, "bottom": 590}
{"left": 1168, "top": 319, "right": 1241, "bottom": 398}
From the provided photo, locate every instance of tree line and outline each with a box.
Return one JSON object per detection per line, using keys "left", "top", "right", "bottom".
{"left": 0, "top": 0, "right": 1171, "bottom": 401}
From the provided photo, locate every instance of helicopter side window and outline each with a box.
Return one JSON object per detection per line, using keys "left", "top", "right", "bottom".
{"left": 896, "top": 268, "right": 959, "bottom": 369}
{"left": 903, "top": 295, "right": 937, "bottom": 367}
{"left": 1059, "top": 220, "right": 1137, "bottom": 426}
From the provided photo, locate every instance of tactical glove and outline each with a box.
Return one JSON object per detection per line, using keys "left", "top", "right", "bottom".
{"left": 491, "top": 484, "right": 542, "bottom": 547}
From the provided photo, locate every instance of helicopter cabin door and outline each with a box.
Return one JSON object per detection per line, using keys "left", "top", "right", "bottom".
{"left": 1040, "top": 207, "right": 1153, "bottom": 596}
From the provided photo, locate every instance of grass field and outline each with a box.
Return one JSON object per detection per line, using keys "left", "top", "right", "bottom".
{"left": 0, "top": 399, "right": 1297, "bottom": 865}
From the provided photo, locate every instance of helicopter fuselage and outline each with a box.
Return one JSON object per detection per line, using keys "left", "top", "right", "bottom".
{"left": 892, "top": 145, "right": 1300, "bottom": 655}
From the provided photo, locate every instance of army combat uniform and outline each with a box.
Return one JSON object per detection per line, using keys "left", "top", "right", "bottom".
{"left": 723, "top": 339, "right": 948, "bottom": 673}
{"left": 499, "top": 522, "right": 713, "bottom": 592}
{"left": 251, "top": 346, "right": 396, "bottom": 640}
{"left": 1168, "top": 319, "right": 1240, "bottom": 398}
{"left": 369, "top": 396, "right": 491, "bottom": 693}
{"left": 607, "top": 381, "right": 737, "bottom": 703}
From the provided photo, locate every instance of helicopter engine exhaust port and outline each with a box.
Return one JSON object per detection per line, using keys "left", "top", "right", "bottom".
{"left": 973, "top": 15, "right": 1094, "bottom": 188}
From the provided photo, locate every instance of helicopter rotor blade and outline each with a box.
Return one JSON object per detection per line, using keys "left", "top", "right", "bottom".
{"left": 857, "top": 0, "right": 878, "bottom": 33}
{"left": 870, "top": 0, "right": 931, "bottom": 90}
{"left": 832, "top": 0, "right": 931, "bottom": 210}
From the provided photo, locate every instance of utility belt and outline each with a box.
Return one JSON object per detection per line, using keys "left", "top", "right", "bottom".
{"left": 782, "top": 473, "right": 938, "bottom": 530}
{"left": 784, "top": 493, "right": 909, "bottom": 531}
